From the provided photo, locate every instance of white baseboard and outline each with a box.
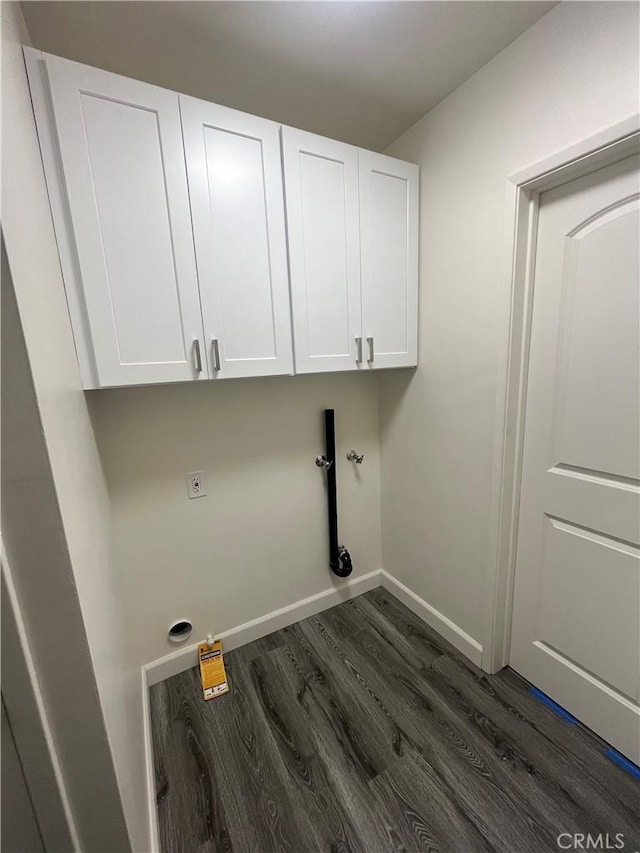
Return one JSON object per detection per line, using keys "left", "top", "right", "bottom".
{"left": 140, "top": 568, "right": 383, "bottom": 852}
{"left": 143, "top": 569, "right": 383, "bottom": 687}
{"left": 380, "top": 570, "right": 483, "bottom": 667}
{"left": 141, "top": 667, "right": 160, "bottom": 853}
{"left": 141, "top": 566, "right": 483, "bottom": 851}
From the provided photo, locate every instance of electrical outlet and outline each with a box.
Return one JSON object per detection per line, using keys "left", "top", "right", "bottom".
{"left": 186, "top": 471, "right": 206, "bottom": 499}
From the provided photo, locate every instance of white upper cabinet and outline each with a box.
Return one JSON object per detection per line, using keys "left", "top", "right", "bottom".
{"left": 282, "top": 129, "right": 418, "bottom": 374}
{"left": 26, "top": 48, "right": 419, "bottom": 388}
{"left": 359, "top": 151, "right": 419, "bottom": 369}
{"left": 180, "top": 97, "right": 293, "bottom": 378}
{"left": 30, "top": 51, "right": 207, "bottom": 388}
{"left": 282, "top": 128, "right": 363, "bottom": 373}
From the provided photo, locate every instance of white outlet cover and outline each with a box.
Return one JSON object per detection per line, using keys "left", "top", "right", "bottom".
{"left": 186, "top": 470, "right": 206, "bottom": 499}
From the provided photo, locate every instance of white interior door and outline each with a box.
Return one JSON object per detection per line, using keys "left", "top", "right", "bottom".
{"left": 510, "top": 153, "right": 640, "bottom": 762}
{"left": 44, "top": 54, "right": 206, "bottom": 387}
{"left": 181, "top": 97, "right": 293, "bottom": 378}
{"left": 282, "top": 128, "right": 362, "bottom": 373}
{"left": 359, "top": 151, "right": 419, "bottom": 369}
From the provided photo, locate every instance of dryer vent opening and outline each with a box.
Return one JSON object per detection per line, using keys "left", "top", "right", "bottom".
{"left": 168, "top": 620, "right": 193, "bottom": 644}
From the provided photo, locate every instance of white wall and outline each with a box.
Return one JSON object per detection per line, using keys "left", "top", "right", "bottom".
{"left": 19, "top": 1, "right": 555, "bottom": 152}
{"left": 1, "top": 4, "right": 148, "bottom": 849}
{"left": 5, "top": 1, "right": 637, "bottom": 844}
{"left": 5, "top": 0, "right": 380, "bottom": 839}
{"left": 2, "top": 248, "right": 114, "bottom": 851}
{"left": 88, "top": 372, "right": 382, "bottom": 667}
{"left": 379, "top": 1, "right": 640, "bottom": 650}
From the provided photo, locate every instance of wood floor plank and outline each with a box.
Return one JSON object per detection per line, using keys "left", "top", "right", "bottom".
{"left": 491, "top": 666, "right": 640, "bottom": 814}
{"left": 338, "top": 595, "right": 440, "bottom": 672}
{"left": 197, "top": 650, "right": 326, "bottom": 853}
{"left": 150, "top": 679, "right": 171, "bottom": 811}
{"left": 229, "top": 630, "right": 285, "bottom": 663}
{"left": 265, "top": 643, "right": 399, "bottom": 853}
{"left": 369, "top": 748, "right": 495, "bottom": 853}
{"left": 151, "top": 589, "right": 640, "bottom": 853}
{"left": 365, "top": 586, "right": 471, "bottom": 666}
{"left": 150, "top": 673, "right": 234, "bottom": 853}
{"left": 283, "top": 620, "right": 404, "bottom": 774}
{"left": 344, "top": 599, "right": 640, "bottom": 846}
{"left": 314, "top": 601, "right": 574, "bottom": 851}
{"left": 430, "top": 655, "right": 640, "bottom": 844}
{"left": 245, "top": 646, "right": 379, "bottom": 853}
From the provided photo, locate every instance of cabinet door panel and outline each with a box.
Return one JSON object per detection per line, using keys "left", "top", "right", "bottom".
{"left": 360, "top": 151, "right": 418, "bottom": 369}
{"left": 181, "top": 97, "right": 293, "bottom": 378}
{"left": 43, "top": 54, "right": 206, "bottom": 387}
{"left": 282, "top": 128, "right": 361, "bottom": 373}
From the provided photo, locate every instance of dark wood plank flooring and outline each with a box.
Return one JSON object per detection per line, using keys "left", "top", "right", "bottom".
{"left": 150, "top": 589, "right": 640, "bottom": 852}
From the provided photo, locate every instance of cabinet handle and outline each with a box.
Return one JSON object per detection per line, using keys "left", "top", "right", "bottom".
{"left": 355, "top": 336, "right": 363, "bottom": 364}
{"left": 367, "top": 336, "right": 374, "bottom": 364}
{"left": 193, "top": 339, "right": 203, "bottom": 373}
{"left": 211, "top": 338, "right": 221, "bottom": 372}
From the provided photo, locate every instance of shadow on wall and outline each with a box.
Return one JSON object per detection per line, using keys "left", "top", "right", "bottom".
{"left": 87, "top": 371, "right": 381, "bottom": 483}
{"left": 1, "top": 240, "right": 131, "bottom": 853}
{"left": 85, "top": 369, "right": 385, "bottom": 668}
{"left": 378, "top": 368, "right": 417, "bottom": 437}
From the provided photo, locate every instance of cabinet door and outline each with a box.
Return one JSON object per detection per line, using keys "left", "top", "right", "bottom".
{"left": 282, "top": 128, "right": 362, "bottom": 373}
{"left": 359, "top": 151, "right": 419, "bottom": 369}
{"left": 43, "top": 54, "right": 207, "bottom": 387}
{"left": 180, "top": 97, "right": 293, "bottom": 378}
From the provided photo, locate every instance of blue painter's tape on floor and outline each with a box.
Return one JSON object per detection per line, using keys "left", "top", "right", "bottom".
{"left": 529, "top": 687, "right": 640, "bottom": 778}
{"left": 603, "top": 748, "right": 640, "bottom": 780}
{"left": 528, "top": 686, "right": 579, "bottom": 724}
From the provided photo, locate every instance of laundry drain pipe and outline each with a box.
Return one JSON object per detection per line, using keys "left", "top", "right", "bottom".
{"left": 324, "top": 409, "right": 353, "bottom": 578}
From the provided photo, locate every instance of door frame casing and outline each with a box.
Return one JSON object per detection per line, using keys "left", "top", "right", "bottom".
{"left": 1, "top": 541, "right": 79, "bottom": 850}
{"left": 482, "top": 114, "right": 640, "bottom": 674}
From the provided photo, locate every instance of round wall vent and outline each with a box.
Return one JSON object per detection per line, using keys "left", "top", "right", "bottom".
{"left": 168, "top": 620, "right": 193, "bottom": 644}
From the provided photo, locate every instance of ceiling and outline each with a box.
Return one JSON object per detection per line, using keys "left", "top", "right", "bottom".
{"left": 22, "top": 1, "right": 557, "bottom": 151}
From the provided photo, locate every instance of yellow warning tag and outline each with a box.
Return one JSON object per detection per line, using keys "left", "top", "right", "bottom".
{"left": 198, "top": 640, "right": 229, "bottom": 701}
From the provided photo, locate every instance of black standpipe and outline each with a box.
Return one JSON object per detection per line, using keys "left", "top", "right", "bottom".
{"left": 323, "top": 409, "right": 353, "bottom": 578}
